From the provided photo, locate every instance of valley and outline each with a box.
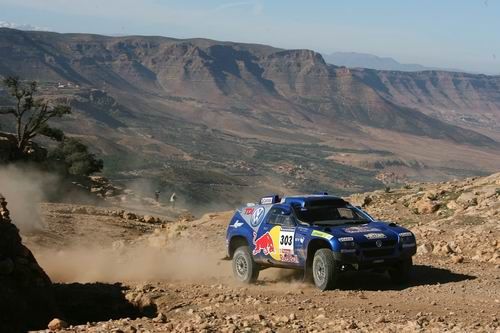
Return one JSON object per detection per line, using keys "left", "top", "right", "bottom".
{"left": 0, "top": 28, "right": 499, "bottom": 208}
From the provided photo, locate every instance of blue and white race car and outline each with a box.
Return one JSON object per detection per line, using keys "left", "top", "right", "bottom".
{"left": 226, "top": 194, "right": 416, "bottom": 290}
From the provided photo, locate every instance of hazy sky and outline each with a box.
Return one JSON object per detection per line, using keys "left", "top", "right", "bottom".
{"left": 1, "top": 0, "right": 499, "bottom": 74}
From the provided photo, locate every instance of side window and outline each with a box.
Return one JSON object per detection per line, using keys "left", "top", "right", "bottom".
{"left": 338, "top": 208, "right": 355, "bottom": 219}
{"left": 267, "top": 208, "right": 295, "bottom": 227}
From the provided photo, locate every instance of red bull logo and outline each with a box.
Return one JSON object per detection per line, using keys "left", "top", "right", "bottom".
{"left": 253, "top": 232, "right": 275, "bottom": 255}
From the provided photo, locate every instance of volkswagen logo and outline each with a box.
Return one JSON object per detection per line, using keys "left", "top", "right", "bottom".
{"left": 375, "top": 240, "right": 383, "bottom": 248}
{"left": 251, "top": 207, "right": 265, "bottom": 227}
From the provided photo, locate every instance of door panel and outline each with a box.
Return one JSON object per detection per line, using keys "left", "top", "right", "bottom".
{"left": 252, "top": 207, "right": 301, "bottom": 266}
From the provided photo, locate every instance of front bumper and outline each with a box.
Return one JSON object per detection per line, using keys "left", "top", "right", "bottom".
{"left": 333, "top": 244, "right": 416, "bottom": 268}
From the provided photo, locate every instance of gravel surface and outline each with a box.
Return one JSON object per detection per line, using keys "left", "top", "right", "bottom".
{"left": 25, "top": 173, "right": 500, "bottom": 332}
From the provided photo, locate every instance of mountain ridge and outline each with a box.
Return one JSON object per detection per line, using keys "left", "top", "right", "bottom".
{"left": 0, "top": 28, "right": 499, "bottom": 206}
{"left": 323, "top": 51, "right": 468, "bottom": 73}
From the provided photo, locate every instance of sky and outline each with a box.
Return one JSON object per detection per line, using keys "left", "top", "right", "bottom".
{"left": 0, "top": 0, "right": 499, "bottom": 74}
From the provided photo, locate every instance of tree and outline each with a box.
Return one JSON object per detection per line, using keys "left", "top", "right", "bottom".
{"left": 0, "top": 76, "right": 70, "bottom": 156}
{"left": 49, "top": 138, "right": 103, "bottom": 176}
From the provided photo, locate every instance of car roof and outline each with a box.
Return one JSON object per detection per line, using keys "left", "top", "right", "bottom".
{"left": 281, "top": 195, "right": 348, "bottom": 207}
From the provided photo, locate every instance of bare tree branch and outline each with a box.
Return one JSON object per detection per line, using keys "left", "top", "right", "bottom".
{"left": 0, "top": 76, "right": 72, "bottom": 154}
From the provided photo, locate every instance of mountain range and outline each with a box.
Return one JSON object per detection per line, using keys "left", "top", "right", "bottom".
{"left": 0, "top": 28, "right": 499, "bottom": 209}
{"left": 322, "top": 52, "right": 465, "bottom": 72}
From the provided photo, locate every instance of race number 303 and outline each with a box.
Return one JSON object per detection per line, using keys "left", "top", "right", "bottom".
{"left": 279, "top": 230, "right": 294, "bottom": 252}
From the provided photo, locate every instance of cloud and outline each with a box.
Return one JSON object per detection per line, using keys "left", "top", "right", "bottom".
{"left": 0, "top": 20, "right": 51, "bottom": 31}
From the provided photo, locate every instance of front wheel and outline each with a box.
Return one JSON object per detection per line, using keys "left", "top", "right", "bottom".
{"left": 232, "top": 246, "right": 259, "bottom": 284}
{"left": 312, "top": 249, "right": 339, "bottom": 290}
{"left": 388, "top": 257, "right": 413, "bottom": 284}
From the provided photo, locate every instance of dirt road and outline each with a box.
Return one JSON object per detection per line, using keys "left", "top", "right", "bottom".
{"left": 23, "top": 195, "right": 499, "bottom": 332}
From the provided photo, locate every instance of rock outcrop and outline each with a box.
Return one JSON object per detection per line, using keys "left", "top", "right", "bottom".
{"left": 0, "top": 193, "right": 57, "bottom": 332}
{"left": 348, "top": 173, "right": 500, "bottom": 265}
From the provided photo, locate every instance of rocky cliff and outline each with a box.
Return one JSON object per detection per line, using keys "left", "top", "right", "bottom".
{"left": 0, "top": 194, "right": 57, "bottom": 332}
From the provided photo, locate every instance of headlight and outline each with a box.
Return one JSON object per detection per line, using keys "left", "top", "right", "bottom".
{"left": 338, "top": 237, "right": 356, "bottom": 253}
{"left": 399, "top": 232, "right": 416, "bottom": 248}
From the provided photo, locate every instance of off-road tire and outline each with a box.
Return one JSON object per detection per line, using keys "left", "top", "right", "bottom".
{"left": 389, "top": 257, "right": 413, "bottom": 284}
{"left": 232, "top": 246, "right": 259, "bottom": 284}
{"left": 312, "top": 249, "right": 339, "bottom": 290}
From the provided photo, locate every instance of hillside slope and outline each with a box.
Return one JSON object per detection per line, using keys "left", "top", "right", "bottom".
{"left": 0, "top": 28, "right": 499, "bottom": 206}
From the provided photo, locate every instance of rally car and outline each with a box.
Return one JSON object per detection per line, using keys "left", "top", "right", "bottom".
{"left": 225, "top": 194, "right": 416, "bottom": 290}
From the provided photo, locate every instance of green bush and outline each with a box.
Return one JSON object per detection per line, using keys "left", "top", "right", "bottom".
{"left": 49, "top": 138, "right": 103, "bottom": 176}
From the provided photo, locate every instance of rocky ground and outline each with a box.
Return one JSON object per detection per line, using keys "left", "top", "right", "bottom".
{"left": 10, "top": 173, "right": 500, "bottom": 332}
{"left": 349, "top": 172, "right": 500, "bottom": 266}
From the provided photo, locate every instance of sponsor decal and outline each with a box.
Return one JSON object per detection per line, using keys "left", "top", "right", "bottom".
{"left": 253, "top": 231, "right": 275, "bottom": 255}
{"left": 253, "top": 226, "right": 298, "bottom": 263}
{"left": 311, "top": 230, "right": 333, "bottom": 240}
{"left": 338, "top": 236, "right": 354, "bottom": 242}
{"left": 364, "top": 233, "right": 387, "bottom": 240}
{"left": 251, "top": 207, "right": 265, "bottom": 227}
{"left": 260, "top": 197, "right": 274, "bottom": 205}
{"left": 343, "top": 225, "right": 381, "bottom": 234}
{"left": 295, "top": 235, "right": 305, "bottom": 244}
{"left": 230, "top": 220, "right": 244, "bottom": 229}
{"left": 245, "top": 207, "right": 255, "bottom": 215}
{"left": 280, "top": 251, "right": 299, "bottom": 263}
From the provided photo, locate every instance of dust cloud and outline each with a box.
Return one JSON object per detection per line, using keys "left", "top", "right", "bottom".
{"left": 35, "top": 241, "right": 307, "bottom": 286}
{"left": 0, "top": 165, "right": 58, "bottom": 231}
{"left": 34, "top": 233, "right": 231, "bottom": 283}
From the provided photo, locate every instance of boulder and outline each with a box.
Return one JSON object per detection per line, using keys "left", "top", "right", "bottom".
{"left": 48, "top": 318, "right": 69, "bottom": 331}
{"left": 451, "top": 255, "right": 464, "bottom": 264}
{"left": 446, "top": 200, "right": 460, "bottom": 210}
{"left": 153, "top": 312, "right": 167, "bottom": 323}
{"left": 415, "top": 199, "right": 440, "bottom": 214}
{"left": 456, "top": 192, "right": 477, "bottom": 207}
{"left": 123, "top": 211, "right": 137, "bottom": 220}
{"left": 143, "top": 215, "right": 156, "bottom": 223}
{"left": 417, "top": 243, "right": 433, "bottom": 255}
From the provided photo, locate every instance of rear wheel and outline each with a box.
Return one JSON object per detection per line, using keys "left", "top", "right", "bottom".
{"left": 388, "top": 257, "right": 413, "bottom": 284}
{"left": 312, "top": 249, "right": 339, "bottom": 290}
{"left": 232, "top": 246, "right": 259, "bottom": 284}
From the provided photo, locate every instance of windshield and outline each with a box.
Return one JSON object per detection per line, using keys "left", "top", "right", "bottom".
{"left": 293, "top": 205, "right": 368, "bottom": 225}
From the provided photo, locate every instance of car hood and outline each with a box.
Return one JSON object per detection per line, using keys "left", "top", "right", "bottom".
{"left": 314, "top": 221, "right": 408, "bottom": 241}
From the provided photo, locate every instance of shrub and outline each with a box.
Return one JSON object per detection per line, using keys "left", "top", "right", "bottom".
{"left": 49, "top": 138, "right": 103, "bottom": 176}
